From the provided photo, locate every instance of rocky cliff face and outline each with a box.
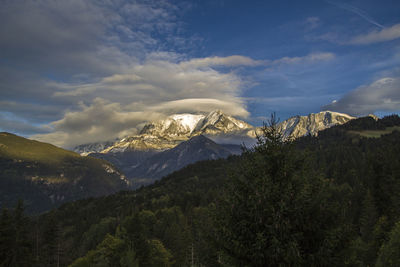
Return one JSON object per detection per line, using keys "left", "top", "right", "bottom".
{"left": 277, "top": 111, "right": 355, "bottom": 139}
{"left": 73, "top": 140, "right": 116, "bottom": 156}
{"left": 100, "top": 110, "right": 254, "bottom": 153}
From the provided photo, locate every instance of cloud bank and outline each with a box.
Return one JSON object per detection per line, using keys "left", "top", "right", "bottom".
{"left": 350, "top": 23, "right": 400, "bottom": 45}
{"left": 30, "top": 54, "right": 254, "bottom": 148}
{"left": 30, "top": 50, "right": 335, "bottom": 148}
{"left": 322, "top": 77, "right": 400, "bottom": 116}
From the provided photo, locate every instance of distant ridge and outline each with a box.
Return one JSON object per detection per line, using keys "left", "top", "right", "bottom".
{"left": 277, "top": 111, "right": 355, "bottom": 139}
{"left": 125, "top": 135, "right": 236, "bottom": 187}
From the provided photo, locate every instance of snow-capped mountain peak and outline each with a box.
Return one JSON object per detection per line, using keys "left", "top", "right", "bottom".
{"left": 194, "top": 110, "right": 253, "bottom": 134}
{"left": 73, "top": 140, "right": 117, "bottom": 156}
{"left": 139, "top": 113, "right": 205, "bottom": 137}
{"left": 101, "top": 110, "right": 254, "bottom": 153}
{"left": 277, "top": 110, "right": 356, "bottom": 139}
{"left": 74, "top": 110, "right": 356, "bottom": 155}
{"left": 169, "top": 114, "right": 205, "bottom": 133}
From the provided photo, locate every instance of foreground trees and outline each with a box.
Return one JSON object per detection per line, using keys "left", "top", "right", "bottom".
{"left": 215, "top": 114, "right": 351, "bottom": 266}
{"left": 0, "top": 200, "right": 34, "bottom": 266}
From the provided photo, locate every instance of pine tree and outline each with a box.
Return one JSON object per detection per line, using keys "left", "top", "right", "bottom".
{"left": 0, "top": 208, "right": 15, "bottom": 266}
{"left": 41, "top": 213, "right": 62, "bottom": 266}
{"left": 13, "top": 199, "right": 33, "bottom": 266}
{"left": 376, "top": 221, "right": 400, "bottom": 266}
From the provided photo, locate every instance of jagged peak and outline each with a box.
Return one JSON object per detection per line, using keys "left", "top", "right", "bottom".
{"left": 278, "top": 110, "right": 355, "bottom": 139}
{"left": 316, "top": 110, "right": 356, "bottom": 119}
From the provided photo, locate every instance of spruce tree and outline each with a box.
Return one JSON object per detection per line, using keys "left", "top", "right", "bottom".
{"left": 13, "top": 199, "right": 33, "bottom": 266}
{"left": 0, "top": 208, "right": 15, "bottom": 266}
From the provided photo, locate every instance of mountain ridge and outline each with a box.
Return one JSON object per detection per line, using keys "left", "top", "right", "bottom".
{"left": 277, "top": 111, "right": 356, "bottom": 139}
{"left": 89, "top": 110, "right": 254, "bottom": 154}
{"left": 0, "top": 132, "right": 129, "bottom": 213}
{"left": 126, "top": 134, "right": 235, "bottom": 188}
{"left": 74, "top": 110, "right": 357, "bottom": 155}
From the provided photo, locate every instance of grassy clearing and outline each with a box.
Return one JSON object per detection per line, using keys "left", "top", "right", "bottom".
{"left": 349, "top": 126, "right": 400, "bottom": 138}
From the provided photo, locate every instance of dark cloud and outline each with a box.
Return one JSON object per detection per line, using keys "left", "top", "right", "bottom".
{"left": 0, "top": 101, "right": 65, "bottom": 123}
{"left": 0, "top": 114, "right": 51, "bottom": 135}
{"left": 0, "top": 0, "right": 116, "bottom": 76}
{"left": 322, "top": 77, "right": 400, "bottom": 116}
{"left": 0, "top": 0, "right": 195, "bottom": 140}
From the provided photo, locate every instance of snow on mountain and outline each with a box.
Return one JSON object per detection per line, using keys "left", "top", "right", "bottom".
{"left": 73, "top": 140, "right": 116, "bottom": 156}
{"left": 140, "top": 113, "right": 205, "bottom": 137}
{"left": 102, "top": 110, "right": 254, "bottom": 153}
{"left": 75, "top": 110, "right": 356, "bottom": 155}
{"left": 277, "top": 111, "right": 356, "bottom": 139}
{"left": 194, "top": 110, "right": 253, "bottom": 135}
{"left": 171, "top": 114, "right": 205, "bottom": 133}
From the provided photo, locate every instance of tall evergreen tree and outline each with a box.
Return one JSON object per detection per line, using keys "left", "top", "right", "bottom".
{"left": 376, "top": 221, "right": 400, "bottom": 266}
{"left": 13, "top": 200, "right": 33, "bottom": 266}
{"left": 41, "top": 213, "right": 62, "bottom": 267}
{"left": 0, "top": 208, "right": 15, "bottom": 266}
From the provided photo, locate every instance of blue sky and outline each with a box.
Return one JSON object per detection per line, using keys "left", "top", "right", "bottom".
{"left": 0, "top": 0, "right": 399, "bottom": 148}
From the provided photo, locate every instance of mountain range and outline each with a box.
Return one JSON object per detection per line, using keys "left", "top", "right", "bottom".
{"left": 277, "top": 111, "right": 357, "bottom": 139}
{"left": 74, "top": 110, "right": 356, "bottom": 187}
{"left": 75, "top": 110, "right": 356, "bottom": 155}
{"left": 0, "top": 110, "right": 361, "bottom": 212}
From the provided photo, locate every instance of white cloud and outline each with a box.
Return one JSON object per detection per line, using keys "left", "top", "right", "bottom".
{"left": 322, "top": 77, "right": 400, "bottom": 116}
{"left": 181, "top": 55, "right": 265, "bottom": 68}
{"left": 271, "top": 52, "right": 335, "bottom": 65}
{"left": 349, "top": 23, "right": 400, "bottom": 45}
{"left": 31, "top": 98, "right": 165, "bottom": 148}
{"left": 32, "top": 55, "right": 252, "bottom": 148}
{"left": 32, "top": 96, "right": 249, "bottom": 148}
{"left": 52, "top": 56, "right": 246, "bottom": 105}
{"left": 32, "top": 51, "right": 337, "bottom": 148}
{"left": 147, "top": 98, "right": 249, "bottom": 117}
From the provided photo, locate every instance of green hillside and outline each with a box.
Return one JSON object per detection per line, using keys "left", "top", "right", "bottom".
{"left": 348, "top": 126, "right": 400, "bottom": 138}
{"left": 0, "top": 132, "right": 79, "bottom": 164}
{"left": 0, "top": 133, "right": 128, "bottom": 213}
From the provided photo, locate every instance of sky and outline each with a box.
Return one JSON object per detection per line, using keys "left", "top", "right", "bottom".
{"left": 1, "top": 0, "right": 400, "bottom": 148}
